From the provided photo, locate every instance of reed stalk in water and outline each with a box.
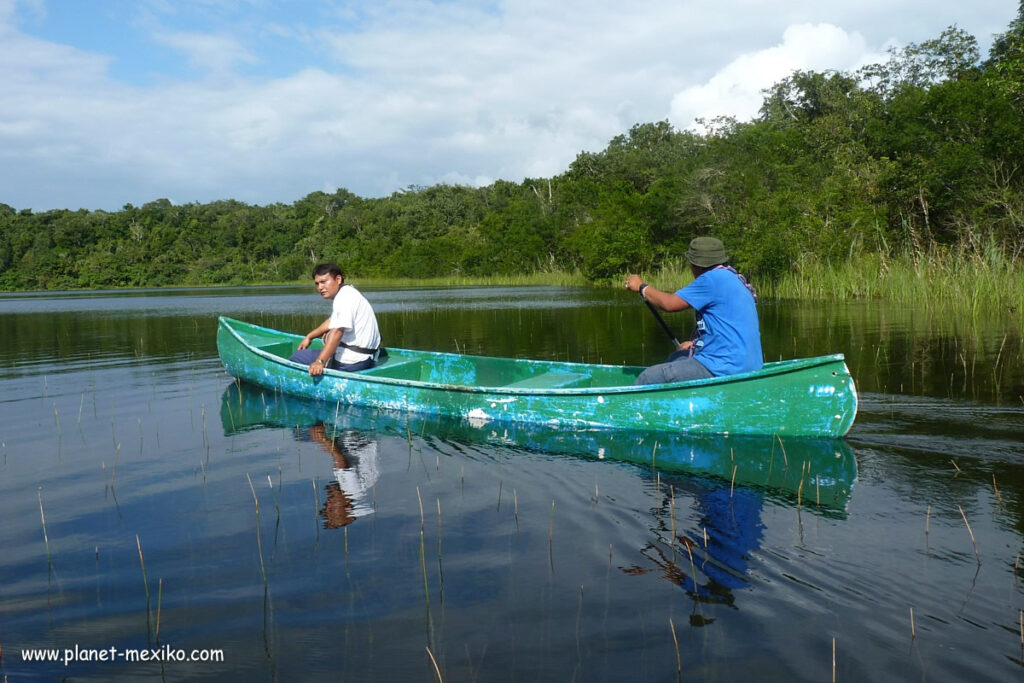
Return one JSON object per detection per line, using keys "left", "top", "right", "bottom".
{"left": 436, "top": 498, "right": 444, "bottom": 599}
{"left": 548, "top": 500, "right": 555, "bottom": 547}
{"left": 797, "top": 462, "right": 806, "bottom": 508}
{"left": 312, "top": 478, "right": 320, "bottom": 537}
{"left": 548, "top": 500, "right": 556, "bottom": 572}
{"left": 155, "top": 578, "right": 163, "bottom": 643}
{"left": 832, "top": 637, "right": 836, "bottom": 683}
{"left": 38, "top": 488, "right": 52, "bottom": 565}
{"left": 669, "top": 486, "right": 676, "bottom": 544}
{"left": 909, "top": 607, "right": 916, "bottom": 639}
{"left": 575, "top": 585, "right": 584, "bottom": 662}
{"left": 406, "top": 422, "right": 413, "bottom": 464}
{"left": 137, "top": 417, "right": 144, "bottom": 456}
{"left": 426, "top": 646, "right": 443, "bottom": 682}
{"left": 417, "top": 487, "right": 430, "bottom": 606}
{"left": 958, "top": 505, "right": 981, "bottom": 565}
{"left": 669, "top": 618, "right": 681, "bottom": 678}
{"left": 136, "top": 535, "right": 150, "bottom": 604}
{"left": 110, "top": 443, "right": 121, "bottom": 489}
{"left": 268, "top": 474, "right": 280, "bottom": 518}
{"left": 246, "top": 474, "right": 268, "bottom": 586}
{"left": 685, "top": 540, "right": 698, "bottom": 594}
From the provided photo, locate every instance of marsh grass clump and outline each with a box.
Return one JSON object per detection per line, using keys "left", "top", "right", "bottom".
{"left": 764, "top": 242, "right": 1024, "bottom": 316}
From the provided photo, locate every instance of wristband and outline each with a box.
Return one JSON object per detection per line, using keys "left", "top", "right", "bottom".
{"left": 638, "top": 283, "right": 649, "bottom": 298}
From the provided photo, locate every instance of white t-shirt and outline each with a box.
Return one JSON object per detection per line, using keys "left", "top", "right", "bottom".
{"left": 329, "top": 285, "right": 381, "bottom": 364}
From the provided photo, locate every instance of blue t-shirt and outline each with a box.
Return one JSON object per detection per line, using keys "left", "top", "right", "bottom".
{"left": 675, "top": 268, "right": 763, "bottom": 376}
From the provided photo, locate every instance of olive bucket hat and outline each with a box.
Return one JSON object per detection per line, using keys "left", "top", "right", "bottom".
{"left": 686, "top": 236, "right": 728, "bottom": 267}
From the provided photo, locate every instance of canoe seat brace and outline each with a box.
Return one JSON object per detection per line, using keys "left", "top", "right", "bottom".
{"left": 503, "top": 372, "right": 590, "bottom": 389}
{"left": 361, "top": 359, "right": 422, "bottom": 380}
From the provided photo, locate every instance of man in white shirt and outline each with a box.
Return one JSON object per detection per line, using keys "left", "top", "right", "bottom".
{"left": 290, "top": 263, "right": 382, "bottom": 375}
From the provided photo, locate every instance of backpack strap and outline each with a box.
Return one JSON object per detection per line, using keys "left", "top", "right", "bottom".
{"left": 713, "top": 265, "right": 757, "bottom": 301}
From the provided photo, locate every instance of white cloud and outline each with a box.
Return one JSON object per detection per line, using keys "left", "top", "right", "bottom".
{"left": 153, "top": 30, "right": 259, "bottom": 76}
{"left": 669, "top": 23, "right": 887, "bottom": 131}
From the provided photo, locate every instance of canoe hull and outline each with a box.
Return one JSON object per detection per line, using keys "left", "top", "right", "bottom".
{"left": 216, "top": 317, "right": 858, "bottom": 437}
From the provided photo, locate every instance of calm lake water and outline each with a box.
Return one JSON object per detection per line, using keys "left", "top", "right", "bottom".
{"left": 1, "top": 285, "right": 1022, "bottom": 682}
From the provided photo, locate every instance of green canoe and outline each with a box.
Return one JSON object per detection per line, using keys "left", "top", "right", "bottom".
{"left": 216, "top": 316, "right": 858, "bottom": 437}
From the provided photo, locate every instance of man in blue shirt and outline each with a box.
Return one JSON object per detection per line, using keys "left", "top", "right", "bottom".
{"left": 625, "top": 237, "right": 762, "bottom": 384}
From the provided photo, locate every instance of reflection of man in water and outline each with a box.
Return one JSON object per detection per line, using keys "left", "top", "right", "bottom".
{"left": 691, "top": 484, "right": 764, "bottom": 591}
{"left": 636, "top": 476, "right": 765, "bottom": 606}
{"left": 308, "top": 424, "right": 380, "bottom": 529}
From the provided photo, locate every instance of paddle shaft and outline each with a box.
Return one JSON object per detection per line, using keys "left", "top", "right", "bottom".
{"left": 642, "top": 296, "right": 681, "bottom": 349}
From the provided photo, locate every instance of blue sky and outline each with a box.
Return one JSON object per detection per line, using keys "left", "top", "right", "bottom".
{"left": 0, "top": 0, "right": 1016, "bottom": 212}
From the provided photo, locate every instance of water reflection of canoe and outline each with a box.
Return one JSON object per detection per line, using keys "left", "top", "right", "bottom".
{"left": 217, "top": 317, "right": 858, "bottom": 437}
{"left": 219, "top": 383, "right": 857, "bottom": 513}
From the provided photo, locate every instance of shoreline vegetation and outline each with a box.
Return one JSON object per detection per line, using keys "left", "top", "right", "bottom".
{"left": 4, "top": 247, "right": 1021, "bottom": 319}
{"left": 2, "top": 12, "right": 1023, "bottom": 326}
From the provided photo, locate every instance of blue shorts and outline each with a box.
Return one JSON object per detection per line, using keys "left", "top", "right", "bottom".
{"left": 289, "top": 348, "right": 375, "bottom": 372}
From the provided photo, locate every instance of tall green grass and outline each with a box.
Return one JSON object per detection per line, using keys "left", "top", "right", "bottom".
{"left": 767, "top": 246, "right": 1023, "bottom": 317}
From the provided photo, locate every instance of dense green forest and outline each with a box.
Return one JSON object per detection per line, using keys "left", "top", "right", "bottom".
{"left": 2, "top": 9, "right": 1022, "bottom": 292}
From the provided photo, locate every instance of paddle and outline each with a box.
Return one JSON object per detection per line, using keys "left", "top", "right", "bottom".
{"left": 640, "top": 294, "right": 682, "bottom": 349}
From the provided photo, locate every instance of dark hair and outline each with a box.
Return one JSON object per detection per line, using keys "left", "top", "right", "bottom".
{"left": 312, "top": 262, "right": 344, "bottom": 280}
